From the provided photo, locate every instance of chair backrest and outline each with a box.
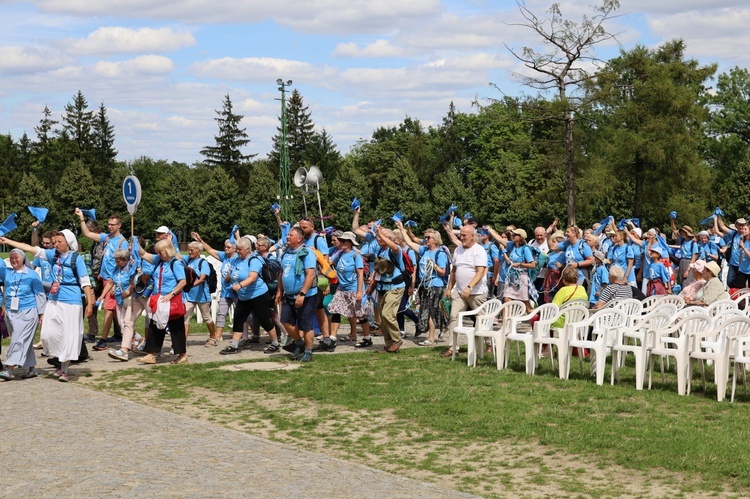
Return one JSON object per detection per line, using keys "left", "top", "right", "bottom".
{"left": 730, "top": 288, "right": 750, "bottom": 301}
{"left": 499, "top": 300, "right": 526, "bottom": 330}
{"left": 559, "top": 299, "right": 588, "bottom": 313}
{"left": 475, "top": 313, "right": 497, "bottom": 334}
{"left": 531, "top": 303, "right": 560, "bottom": 337}
{"left": 735, "top": 294, "right": 750, "bottom": 311}
{"left": 481, "top": 298, "right": 503, "bottom": 317}
{"left": 707, "top": 299, "right": 737, "bottom": 317}
{"left": 609, "top": 298, "right": 643, "bottom": 326}
{"left": 641, "top": 295, "right": 663, "bottom": 313}
{"left": 659, "top": 295, "right": 686, "bottom": 310}
{"left": 707, "top": 317, "right": 750, "bottom": 355}
{"left": 678, "top": 315, "right": 713, "bottom": 337}
{"left": 559, "top": 305, "right": 589, "bottom": 333}
{"left": 670, "top": 306, "right": 709, "bottom": 325}
{"left": 713, "top": 309, "right": 746, "bottom": 327}
{"left": 650, "top": 302, "right": 678, "bottom": 319}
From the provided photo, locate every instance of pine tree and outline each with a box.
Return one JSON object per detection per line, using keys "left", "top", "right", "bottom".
{"left": 33, "top": 105, "right": 59, "bottom": 179}
{"left": 91, "top": 102, "right": 118, "bottom": 179}
{"left": 270, "top": 89, "right": 315, "bottom": 170}
{"left": 200, "top": 94, "right": 254, "bottom": 186}
{"left": 60, "top": 90, "right": 94, "bottom": 164}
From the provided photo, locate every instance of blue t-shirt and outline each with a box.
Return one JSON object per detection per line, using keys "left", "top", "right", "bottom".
{"left": 305, "top": 233, "right": 329, "bottom": 255}
{"left": 630, "top": 242, "right": 643, "bottom": 271}
{"left": 607, "top": 244, "right": 635, "bottom": 282}
{"left": 99, "top": 233, "right": 128, "bottom": 280}
{"left": 360, "top": 234, "right": 380, "bottom": 274}
{"left": 645, "top": 261, "right": 670, "bottom": 283}
{"left": 152, "top": 256, "right": 186, "bottom": 295}
{"left": 725, "top": 231, "right": 742, "bottom": 267}
{"left": 678, "top": 237, "right": 698, "bottom": 260}
{"left": 483, "top": 242, "right": 500, "bottom": 278}
{"left": 280, "top": 246, "right": 318, "bottom": 297}
{"left": 185, "top": 257, "right": 211, "bottom": 303}
{"left": 40, "top": 249, "right": 89, "bottom": 305}
{"left": 232, "top": 255, "right": 268, "bottom": 301}
{"left": 32, "top": 256, "right": 53, "bottom": 283}
{"left": 547, "top": 251, "right": 565, "bottom": 269}
{"left": 559, "top": 239, "right": 593, "bottom": 281}
{"left": 589, "top": 265, "right": 610, "bottom": 304}
{"left": 2, "top": 267, "right": 45, "bottom": 311}
{"left": 217, "top": 251, "right": 239, "bottom": 299}
{"left": 418, "top": 247, "right": 449, "bottom": 287}
{"left": 111, "top": 264, "right": 136, "bottom": 306}
{"left": 334, "top": 250, "right": 364, "bottom": 292}
{"left": 740, "top": 246, "right": 750, "bottom": 274}
{"left": 376, "top": 247, "right": 405, "bottom": 290}
{"left": 698, "top": 240, "right": 719, "bottom": 263}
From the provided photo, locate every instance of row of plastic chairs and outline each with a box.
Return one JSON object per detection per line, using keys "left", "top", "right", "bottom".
{"left": 450, "top": 294, "right": 750, "bottom": 402}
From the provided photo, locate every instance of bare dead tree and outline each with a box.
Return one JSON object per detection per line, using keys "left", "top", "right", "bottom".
{"left": 505, "top": 0, "right": 621, "bottom": 225}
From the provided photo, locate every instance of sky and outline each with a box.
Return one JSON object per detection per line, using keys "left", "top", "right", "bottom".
{"left": 1, "top": 0, "right": 748, "bottom": 165}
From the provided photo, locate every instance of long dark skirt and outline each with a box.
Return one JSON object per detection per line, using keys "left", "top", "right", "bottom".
{"left": 416, "top": 285, "right": 448, "bottom": 334}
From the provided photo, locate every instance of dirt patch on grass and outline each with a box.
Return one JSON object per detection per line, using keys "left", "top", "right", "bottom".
{"left": 81, "top": 376, "right": 718, "bottom": 498}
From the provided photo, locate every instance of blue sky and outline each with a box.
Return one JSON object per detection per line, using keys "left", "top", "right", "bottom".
{"left": 1, "top": 0, "right": 748, "bottom": 164}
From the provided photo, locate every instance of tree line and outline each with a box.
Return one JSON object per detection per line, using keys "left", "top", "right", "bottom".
{"left": 2, "top": 39, "right": 750, "bottom": 248}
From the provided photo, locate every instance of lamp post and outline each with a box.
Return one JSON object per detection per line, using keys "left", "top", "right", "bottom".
{"left": 276, "top": 78, "right": 294, "bottom": 222}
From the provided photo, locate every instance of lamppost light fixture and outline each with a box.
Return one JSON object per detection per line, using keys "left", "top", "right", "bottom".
{"left": 276, "top": 78, "right": 283, "bottom": 85}
{"left": 286, "top": 80, "right": 293, "bottom": 85}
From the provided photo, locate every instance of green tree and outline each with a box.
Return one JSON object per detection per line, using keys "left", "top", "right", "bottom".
{"left": 60, "top": 90, "right": 94, "bottom": 164}
{"left": 54, "top": 159, "right": 101, "bottom": 227}
{"left": 32, "top": 105, "right": 59, "bottom": 180}
{"left": 200, "top": 94, "right": 254, "bottom": 187}
{"left": 586, "top": 40, "right": 717, "bottom": 224}
{"left": 269, "top": 89, "right": 315, "bottom": 170}
{"left": 506, "top": 0, "right": 621, "bottom": 225}
{"left": 91, "top": 102, "right": 118, "bottom": 180}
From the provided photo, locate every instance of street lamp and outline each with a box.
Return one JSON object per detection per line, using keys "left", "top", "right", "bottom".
{"left": 276, "top": 78, "right": 294, "bottom": 222}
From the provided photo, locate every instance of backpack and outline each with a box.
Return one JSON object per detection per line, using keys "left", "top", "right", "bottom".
{"left": 168, "top": 259, "right": 195, "bottom": 292}
{"left": 251, "top": 255, "right": 282, "bottom": 290}
{"left": 439, "top": 245, "right": 453, "bottom": 283}
{"left": 202, "top": 258, "right": 218, "bottom": 294}
{"left": 309, "top": 246, "right": 338, "bottom": 285}
{"left": 389, "top": 249, "right": 415, "bottom": 290}
{"left": 90, "top": 242, "right": 103, "bottom": 278}
{"left": 529, "top": 245, "right": 546, "bottom": 282}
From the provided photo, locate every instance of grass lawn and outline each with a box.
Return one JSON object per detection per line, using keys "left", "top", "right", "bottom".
{"left": 87, "top": 346, "right": 750, "bottom": 497}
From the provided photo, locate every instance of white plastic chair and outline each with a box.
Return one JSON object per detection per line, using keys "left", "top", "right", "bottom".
{"left": 647, "top": 315, "right": 713, "bottom": 395}
{"left": 541, "top": 305, "right": 589, "bottom": 379}
{"left": 566, "top": 309, "right": 626, "bottom": 385}
{"left": 688, "top": 316, "right": 750, "bottom": 401}
{"left": 504, "top": 303, "right": 559, "bottom": 374}
{"left": 641, "top": 295, "right": 663, "bottom": 314}
{"left": 611, "top": 310, "right": 673, "bottom": 390}
{"left": 480, "top": 300, "right": 527, "bottom": 369}
{"left": 659, "top": 295, "right": 686, "bottom": 310}
{"left": 609, "top": 299, "right": 643, "bottom": 327}
{"left": 731, "top": 328, "right": 750, "bottom": 402}
{"left": 450, "top": 299, "right": 504, "bottom": 366}
{"left": 730, "top": 288, "right": 750, "bottom": 301}
{"left": 706, "top": 299, "right": 737, "bottom": 318}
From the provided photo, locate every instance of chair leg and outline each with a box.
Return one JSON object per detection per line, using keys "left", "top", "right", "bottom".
{"left": 610, "top": 351, "right": 619, "bottom": 386}
{"left": 732, "top": 362, "right": 738, "bottom": 403}
{"left": 524, "top": 338, "right": 535, "bottom": 375}
{"left": 648, "top": 355, "right": 655, "bottom": 390}
{"left": 578, "top": 348, "right": 584, "bottom": 375}
{"left": 660, "top": 356, "right": 666, "bottom": 384}
{"left": 451, "top": 332, "right": 458, "bottom": 361}
{"left": 634, "top": 351, "right": 646, "bottom": 391}
{"left": 594, "top": 348, "right": 606, "bottom": 386}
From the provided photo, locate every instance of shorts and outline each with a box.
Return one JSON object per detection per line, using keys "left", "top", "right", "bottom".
{"left": 104, "top": 292, "right": 117, "bottom": 311}
{"left": 314, "top": 291, "right": 325, "bottom": 311}
{"left": 185, "top": 301, "right": 214, "bottom": 324}
{"left": 280, "top": 295, "right": 316, "bottom": 332}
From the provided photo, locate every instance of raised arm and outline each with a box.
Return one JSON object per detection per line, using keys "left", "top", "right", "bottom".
{"left": 394, "top": 221, "right": 421, "bottom": 253}
{"left": 716, "top": 215, "right": 731, "bottom": 236}
{"left": 0, "top": 237, "right": 42, "bottom": 258}
{"left": 442, "top": 222, "right": 460, "bottom": 246}
{"left": 75, "top": 208, "right": 101, "bottom": 242}
{"left": 30, "top": 221, "right": 41, "bottom": 247}
{"left": 191, "top": 232, "right": 220, "bottom": 260}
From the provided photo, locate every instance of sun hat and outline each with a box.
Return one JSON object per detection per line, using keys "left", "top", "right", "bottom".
{"left": 337, "top": 231, "right": 360, "bottom": 246}
{"left": 593, "top": 250, "right": 606, "bottom": 262}
{"left": 679, "top": 225, "right": 695, "bottom": 237}
{"left": 511, "top": 228, "right": 527, "bottom": 239}
{"left": 689, "top": 260, "right": 706, "bottom": 273}
{"left": 705, "top": 261, "right": 721, "bottom": 277}
{"left": 155, "top": 225, "right": 170, "bottom": 234}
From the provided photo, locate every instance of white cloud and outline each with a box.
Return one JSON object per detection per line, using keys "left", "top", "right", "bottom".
{"left": 0, "top": 45, "right": 72, "bottom": 74}
{"left": 624, "top": 0, "right": 747, "bottom": 15}
{"left": 67, "top": 26, "right": 196, "bottom": 55}
{"left": 93, "top": 55, "right": 174, "bottom": 78}
{"left": 333, "top": 39, "right": 409, "bottom": 58}
{"left": 189, "top": 57, "right": 337, "bottom": 85}
{"left": 33, "top": 0, "right": 442, "bottom": 34}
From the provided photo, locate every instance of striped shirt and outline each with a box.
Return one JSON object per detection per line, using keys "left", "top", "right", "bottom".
{"left": 599, "top": 283, "right": 637, "bottom": 304}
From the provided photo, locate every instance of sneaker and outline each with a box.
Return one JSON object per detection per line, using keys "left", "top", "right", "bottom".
{"left": 418, "top": 339, "right": 434, "bottom": 346}
{"left": 220, "top": 346, "right": 241, "bottom": 355}
{"left": 169, "top": 348, "right": 174, "bottom": 355}
{"left": 108, "top": 349, "right": 129, "bottom": 362}
{"left": 281, "top": 341, "right": 298, "bottom": 353}
{"left": 316, "top": 340, "right": 336, "bottom": 352}
{"left": 92, "top": 339, "right": 108, "bottom": 351}
{"left": 53, "top": 369, "right": 62, "bottom": 377}
{"left": 355, "top": 338, "right": 373, "bottom": 348}
{"left": 400, "top": 330, "right": 406, "bottom": 339}
{"left": 58, "top": 373, "right": 69, "bottom": 382}
{"left": 299, "top": 351, "right": 313, "bottom": 362}
{"left": 264, "top": 344, "right": 280, "bottom": 354}
{"left": 136, "top": 354, "right": 156, "bottom": 365}
{"left": 237, "top": 339, "right": 250, "bottom": 350}
{"left": 414, "top": 330, "right": 424, "bottom": 338}
{"left": 107, "top": 336, "right": 122, "bottom": 343}
{"left": 84, "top": 334, "right": 96, "bottom": 343}
{"left": 0, "top": 369, "right": 12, "bottom": 381}
{"left": 21, "top": 368, "right": 38, "bottom": 379}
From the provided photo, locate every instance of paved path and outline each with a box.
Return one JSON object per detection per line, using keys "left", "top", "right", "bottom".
{"left": 1, "top": 326, "right": 475, "bottom": 498}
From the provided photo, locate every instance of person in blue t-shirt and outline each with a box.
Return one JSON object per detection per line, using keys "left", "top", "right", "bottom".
{"left": 328, "top": 231, "right": 373, "bottom": 346}
{"left": 183, "top": 241, "right": 216, "bottom": 341}
{"left": 218, "top": 237, "right": 275, "bottom": 355}
{"left": 589, "top": 251, "right": 610, "bottom": 305}
{"left": 644, "top": 246, "right": 672, "bottom": 296}
{"left": 277, "top": 226, "right": 318, "bottom": 362}
{"left": 669, "top": 219, "right": 699, "bottom": 287}
{"left": 0, "top": 230, "right": 95, "bottom": 382}
{"left": 606, "top": 230, "right": 635, "bottom": 285}
{"left": 96, "top": 249, "right": 138, "bottom": 362}
{"left": 191, "top": 233, "right": 238, "bottom": 346}
{"left": 0, "top": 249, "right": 46, "bottom": 380}
{"left": 137, "top": 239, "right": 188, "bottom": 365}
{"left": 549, "top": 225, "right": 595, "bottom": 287}
{"left": 368, "top": 226, "right": 406, "bottom": 353}
{"left": 299, "top": 217, "right": 335, "bottom": 351}
{"left": 397, "top": 221, "right": 449, "bottom": 347}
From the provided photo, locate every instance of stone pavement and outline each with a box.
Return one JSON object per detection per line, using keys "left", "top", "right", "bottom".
{"left": 1, "top": 325, "right": 476, "bottom": 498}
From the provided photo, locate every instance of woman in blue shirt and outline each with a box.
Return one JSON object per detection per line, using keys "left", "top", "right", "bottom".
{"left": 138, "top": 239, "right": 188, "bottom": 365}
{"left": 97, "top": 249, "right": 137, "bottom": 362}
{"left": 220, "top": 237, "right": 275, "bottom": 355}
{"left": 191, "top": 233, "right": 238, "bottom": 347}
{"left": 502, "top": 228, "right": 538, "bottom": 313}
{"left": 327, "top": 231, "right": 371, "bottom": 345}
{"left": 0, "top": 249, "right": 46, "bottom": 380}
{"left": 397, "top": 222, "right": 449, "bottom": 347}
{"left": 607, "top": 230, "right": 635, "bottom": 285}
{"left": 0, "top": 230, "right": 94, "bottom": 382}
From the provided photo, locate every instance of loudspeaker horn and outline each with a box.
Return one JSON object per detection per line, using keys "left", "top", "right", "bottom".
{"left": 293, "top": 167, "right": 307, "bottom": 187}
{"left": 305, "top": 166, "right": 323, "bottom": 186}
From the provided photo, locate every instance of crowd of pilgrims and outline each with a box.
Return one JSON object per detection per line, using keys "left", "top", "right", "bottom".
{"left": 0, "top": 203, "right": 742, "bottom": 379}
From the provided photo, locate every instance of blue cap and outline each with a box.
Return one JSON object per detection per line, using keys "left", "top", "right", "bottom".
{"left": 669, "top": 211, "right": 677, "bottom": 220}
{"left": 27, "top": 206, "right": 48, "bottom": 223}
{"left": 453, "top": 218, "right": 462, "bottom": 227}
{"left": 463, "top": 212, "right": 472, "bottom": 220}
{"left": 79, "top": 208, "right": 96, "bottom": 220}
{"left": 0, "top": 213, "right": 17, "bottom": 237}
{"left": 350, "top": 197, "right": 360, "bottom": 210}
{"left": 271, "top": 203, "right": 280, "bottom": 212}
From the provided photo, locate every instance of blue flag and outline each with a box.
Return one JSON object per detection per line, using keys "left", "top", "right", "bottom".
{"left": 391, "top": 210, "right": 404, "bottom": 223}
{"left": 79, "top": 208, "right": 96, "bottom": 220}
{"left": 350, "top": 198, "right": 360, "bottom": 211}
{"left": 445, "top": 205, "right": 458, "bottom": 218}
{"left": 594, "top": 216, "right": 613, "bottom": 236}
{"left": 700, "top": 215, "right": 716, "bottom": 226}
{"left": 714, "top": 207, "right": 724, "bottom": 217}
{"left": 27, "top": 206, "right": 48, "bottom": 223}
{"left": 229, "top": 224, "right": 239, "bottom": 244}
{"left": 270, "top": 203, "right": 280, "bottom": 213}
{"left": 463, "top": 212, "right": 472, "bottom": 220}
{"left": 0, "top": 213, "right": 17, "bottom": 237}
{"left": 405, "top": 220, "right": 418, "bottom": 228}
{"left": 669, "top": 211, "right": 677, "bottom": 220}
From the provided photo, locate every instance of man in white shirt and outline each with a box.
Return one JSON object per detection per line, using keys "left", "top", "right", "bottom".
{"left": 442, "top": 225, "right": 488, "bottom": 357}
{"left": 530, "top": 226, "right": 549, "bottom": 292}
